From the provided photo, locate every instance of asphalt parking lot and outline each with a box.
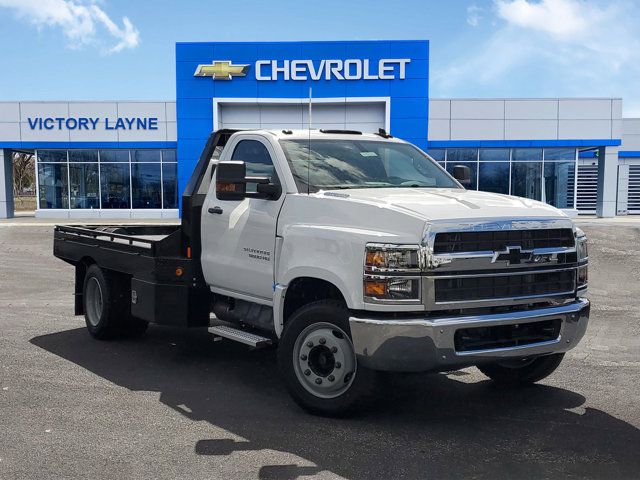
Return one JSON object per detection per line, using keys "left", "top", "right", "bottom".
{"left": 1, "top": 223, "right": 639, "bottom": 479}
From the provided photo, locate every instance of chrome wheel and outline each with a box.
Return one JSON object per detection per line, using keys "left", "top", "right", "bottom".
{"left": 85, "top": 277, "right": 103, "bottom": 327}
{"left": 293, "top": 322, "right": 357, "bottom": 399}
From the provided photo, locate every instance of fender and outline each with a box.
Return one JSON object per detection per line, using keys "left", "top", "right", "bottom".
{"left": 274, "top": 266, "right": 355, "bottom": 338}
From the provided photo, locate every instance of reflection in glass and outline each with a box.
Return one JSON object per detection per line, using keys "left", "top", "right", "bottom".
{"left": 447, "top": 148, "right": 477, "bottom": 163}
{"left": 479, "top": 162, "right": 510, "bottom": 194}
{"left": 446, "top": 162, "right": 478, "bottom": 189}
{"left": 512, "top": 162, "right": 542, "bottom": 200}
{"left": 37, "top": 150, "right": 67, "bottom": 163}
{"left": 38, "top": 163, "right": 69, "bottom": 208}
{"left": 512, "top": 148, "right": 542, "bottom": 161}
{"left": 162, "top": 150, "right": 177, "bottom": 162}
{"left": 544, "top": 161, "right": 575, "bottom": 208}
{"left": 132, "top": 163, "right": 161, "bottom": 208}
{"left": 99, "top": 150, "right": 129, "bottom": 162}
{"left": 69, "top": 163, "right": 99, "bottom": 208}
{"left": 544, "top": 148, "right": 575, "bottom": 161}
{"left": 69, "top": 150, "right": 98, "bottom": 162}
{"left": 426, "top": 149, "right": 445, "bottom": 162}
{"left": 100, "top": 163, "right": 130, "bottom": 208}
{"left": 162, "top": 163, "right": 178, "bottom": 209}
{"left": 132, "top": 149, "right": 161, "bottom": 163}
{"left": 479, "top": 148, "right": 509, "bottom": 162}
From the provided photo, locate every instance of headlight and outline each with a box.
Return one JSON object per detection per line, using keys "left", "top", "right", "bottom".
{"left": 364, "top": 244, "right": 420, "bottom": 273}
{"left": 363, "top": 276, "right": 421, "bottom": 301}
{"left": 364, "top": 244, "right": 421, "bottom": 302}
{"left": 576, "top": 227, "right": 588, "bottom": 261}
{"left": 575, "top": 227, "right": 588, "bottom": 289}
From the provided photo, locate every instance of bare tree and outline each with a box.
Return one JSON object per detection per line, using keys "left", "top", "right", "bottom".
{"left": 12, "top": 152, "right": 36, "bottom": 209}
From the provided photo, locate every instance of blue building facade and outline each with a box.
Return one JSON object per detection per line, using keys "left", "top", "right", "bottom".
{"left": 175, "top": 40, "right": 430, "bottom": 198}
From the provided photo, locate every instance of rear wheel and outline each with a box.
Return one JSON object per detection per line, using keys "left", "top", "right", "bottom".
{"left": 477, "top": 353, "right": 565, "bottom": 386}
{"left": 278, "top": 300, "right": 379, "bottom": 416}
{"left": 83, "top": 265, "right": 147, "bottom": 339}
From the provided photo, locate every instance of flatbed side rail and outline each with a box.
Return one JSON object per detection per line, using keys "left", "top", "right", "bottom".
{"left": 55, "top": 225, "right": 159, "bottom": 255}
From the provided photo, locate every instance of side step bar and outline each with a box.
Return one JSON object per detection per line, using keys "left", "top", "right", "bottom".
{"left": 208, "top": 325, "right": 272, "bottom": 348}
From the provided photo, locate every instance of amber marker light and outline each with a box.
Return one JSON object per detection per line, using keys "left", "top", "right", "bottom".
{"left": 364, "top": 279, "right": 387, "bottom": 297}
{"left": 365, "top": 250, "right": 386, "bottom": 268}
{"left": 175, "top": 267, "right": 184, "bottom": 277}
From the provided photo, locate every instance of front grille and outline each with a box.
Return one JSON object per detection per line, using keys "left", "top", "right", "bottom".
{"left": 454, "top": 319, "right": 562, "bottom": 352}
{"left": 433, "top": 229, "right": 574, "bottom": 254}
{"left": 434, "top": 269, "right": 575, "bottom": 303}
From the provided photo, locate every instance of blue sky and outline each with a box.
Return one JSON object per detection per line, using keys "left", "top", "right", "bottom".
{"left": 0, "top": 0, "right": 639, "bottom": 115}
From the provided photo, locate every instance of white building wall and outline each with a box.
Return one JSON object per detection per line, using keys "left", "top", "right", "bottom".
{"left": 428, "top": 98, "right": 621, "bottom": 141}
{"left": 621, "top": 118, "right": 640, "bottom": 151}
{"left": 0, "top": 101, "right": 177, "bottom": 143}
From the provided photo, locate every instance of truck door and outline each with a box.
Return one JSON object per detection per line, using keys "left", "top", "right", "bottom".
{"left": 201, "top": 135, "right": 285, "bottom": 302}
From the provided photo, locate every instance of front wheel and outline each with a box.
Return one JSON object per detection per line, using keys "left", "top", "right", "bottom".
{"left": 477, "top": 353, "right": 565, "bottom": 386}
{"left": 277, "top": 300, "right": 379, "bottom": 416}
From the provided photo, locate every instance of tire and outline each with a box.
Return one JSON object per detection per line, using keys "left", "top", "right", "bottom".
{"left": 477, "top": 353, "right": 565, "bottom": 386}
{"left": 82, "top": 264, "right": 136, "bottom": 340}
{"left": 277, "top": 300, "right": 379, "bottom": 417}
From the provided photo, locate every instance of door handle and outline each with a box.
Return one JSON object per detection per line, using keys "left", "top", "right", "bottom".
{"left": 208, "top": 206, "right": 223, "bottom": 215}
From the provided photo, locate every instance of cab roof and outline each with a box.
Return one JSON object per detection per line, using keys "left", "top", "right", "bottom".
{"left": 229, "top": 128, "right": 407, "bottom": 143}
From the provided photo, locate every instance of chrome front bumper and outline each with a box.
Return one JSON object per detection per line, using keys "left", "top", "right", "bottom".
{"left": 349, "top": 298, "right": 590, "bottom": 372}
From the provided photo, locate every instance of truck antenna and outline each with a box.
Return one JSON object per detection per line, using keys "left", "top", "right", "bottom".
{"left": 307, "top": 87, "right": 312, "bottom": 195}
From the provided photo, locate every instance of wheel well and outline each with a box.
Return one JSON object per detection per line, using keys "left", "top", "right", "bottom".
{"left": 283, "top": 277, "right": 346, "bottom": 324}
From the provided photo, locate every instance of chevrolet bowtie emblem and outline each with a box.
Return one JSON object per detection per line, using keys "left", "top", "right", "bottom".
{"left": 194, "top": 60, "right": 250, "bottom": 80}
{"left": 491, "top": 246, "right": 532, "bottom": 265}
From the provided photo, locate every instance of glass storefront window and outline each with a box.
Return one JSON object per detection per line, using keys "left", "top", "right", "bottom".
{"left": 99, "top": 150, "right": 129, "bottom": 162}
{"left": 38, "top": 150, "right": 67, "bottom": 163}
{"left": 512, "top": 162, "right": 542, "bottom": 200}
{"left": 132, "top": 149, "right": 161, "bottom": 162}
{"left": 38, "top": 163, "right": 69, "bottom": 209}
{"left": 69, "top": 150, "right": 98, "bottom": 162}
{"left": 100, "top": 163, "right": 130, "bottom": 209}
{"left": 426, "top": 149, "right": 445, "bottom": 162}
{"left": 512, "top": 148, "right": 542, "bottom": 161}
{"left": 544, "top": 148, "right": 575, "bottom": 161}
{"left": 479, "top": 148, "right": 509, "bottom": 161}
{"left": 447, "top": 148, "right": 477, "bottom": 163}
{"left": 162, "top": 150, "right": 177, "bottom": 162}
{"left": 162, "top": 163, "right": 178, "bottom": 209}
{"left": 446, "top": 162, "right": 478, "bottom": 190}
{"left": 544, "top": 161, "right": 575, "bottom": 208}
{"left": 36, "top": 148, "right": 178, "bottom": 211}
{"left": 479, "top": 162, "right": 510, "bottom": 194}
{"left": 69, "top": 163, "right": 99, "bottom": 208}
{"left": 132, "top": 163, "right": 162, "bottom": 208}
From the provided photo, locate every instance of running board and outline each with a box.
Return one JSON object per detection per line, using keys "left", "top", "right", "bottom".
{"left": 208, "top": 325, "right": 272, "bottom": 348}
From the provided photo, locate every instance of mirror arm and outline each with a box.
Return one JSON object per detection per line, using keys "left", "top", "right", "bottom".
{"left": 245, "top": 176, "right": 270, "bottom": 184}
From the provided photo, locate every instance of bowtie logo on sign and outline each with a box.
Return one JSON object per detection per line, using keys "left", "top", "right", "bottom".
{"left": 194, "top": 61, "right": 250, "bottom": 80}
{"left": 194, "top": 59, "right": 411, "bottom": 81}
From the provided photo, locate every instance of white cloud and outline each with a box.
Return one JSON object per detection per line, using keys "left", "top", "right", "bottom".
{"left": 467, "top": 4, "right": 483, "bottom": 27}
{"left": 433, "top": 0, "right": 640, "bottom": 116}
{"left": 0, "top": 0, "right": 139, "bottom": 54}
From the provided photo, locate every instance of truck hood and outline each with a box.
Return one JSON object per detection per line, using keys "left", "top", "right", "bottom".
{"left": 321, "top": 188, "right": 568, "bottom": 222}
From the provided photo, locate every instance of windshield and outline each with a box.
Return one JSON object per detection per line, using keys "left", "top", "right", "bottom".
{"left": 279, "top": 139, "right": 460, "bottom": 192}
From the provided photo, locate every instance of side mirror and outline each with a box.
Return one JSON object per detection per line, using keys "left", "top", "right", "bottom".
{"left": 216, "top": 161, "right": 247, "bottom": 200}
{"left": 255, "top": 182, "right": 282, "bottom": 199}
{"left": 452, "top": 165, "right": 472, "bottom": 187}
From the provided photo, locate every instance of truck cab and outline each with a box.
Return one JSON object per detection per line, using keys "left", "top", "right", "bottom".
{"left": 54, "top": 128, "right": 590, "bottom": 416}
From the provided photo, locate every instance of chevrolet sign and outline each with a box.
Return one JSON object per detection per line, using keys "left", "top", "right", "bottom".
{"left": 194, "top": 58, "right": 411, "bottom": 81}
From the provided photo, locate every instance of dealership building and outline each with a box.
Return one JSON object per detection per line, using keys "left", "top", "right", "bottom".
{"left": 1, "top": 39, "right": 639, "bottom": 219}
